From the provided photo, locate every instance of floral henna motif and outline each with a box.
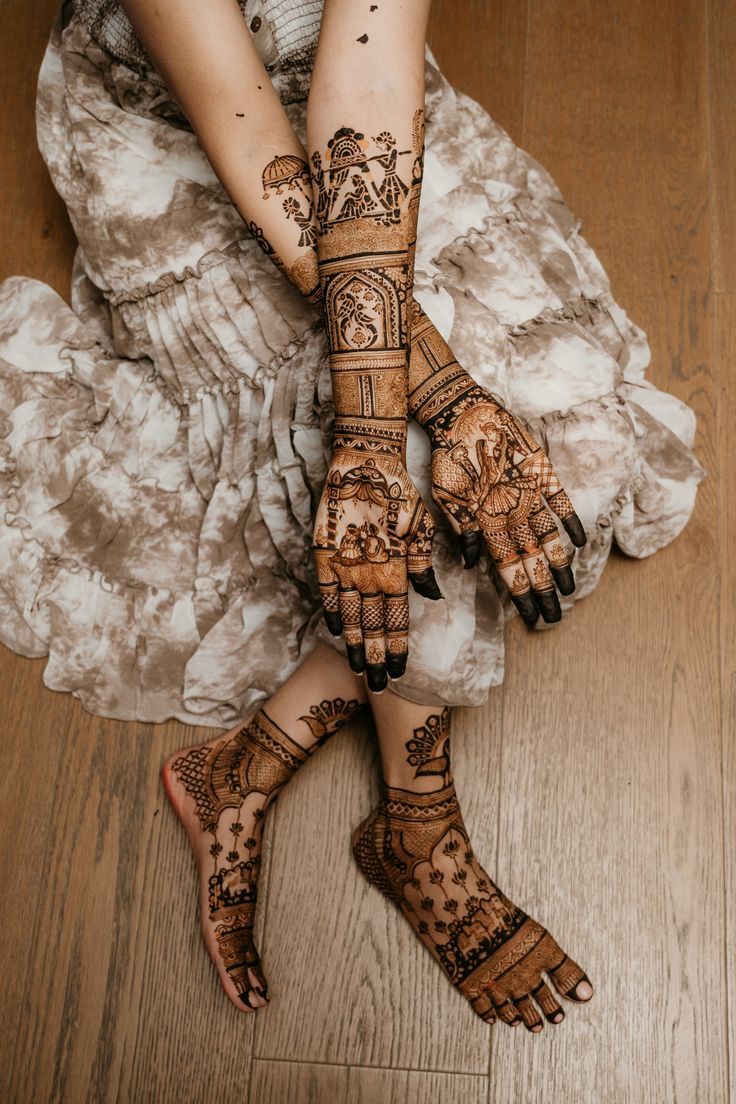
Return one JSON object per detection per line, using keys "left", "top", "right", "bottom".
{"left": 408, "top": 305, "right": 587, "bottom": 626}
{"left": 169, "top": 709, "right": 316, "bottom": 1008}
{"left": 352, "top": 782, "right": 593, "bottom": 1030}
{"left": 311, "top": 119, "right": 440, "bottom": 691}
{"left": 298, "top": 695, "right": 363, "bottom": 745}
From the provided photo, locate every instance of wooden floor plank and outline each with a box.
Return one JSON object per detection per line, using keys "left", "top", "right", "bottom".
{"left": 249, "top": 1060, "right": 488, "bottom": 1104}
{"left": 707, "top": 1, "right": 736, "bottom": 292}
{"left": 715, "top": 293, "right": 735, "bottom": 1104}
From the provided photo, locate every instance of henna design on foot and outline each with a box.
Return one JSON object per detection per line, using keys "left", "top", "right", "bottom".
{"left": 163, "top": 698, "right": 359, "bottom": 1011}
{"left": 405, "top": 707, "right": 451, "bottom": 784}
{"left": 352, "top": 781, "right": 593, "bottom": 1030}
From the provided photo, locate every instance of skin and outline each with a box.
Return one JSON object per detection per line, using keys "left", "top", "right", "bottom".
{"left": 120, "top": 0, "right": 594, "bottom": 1029}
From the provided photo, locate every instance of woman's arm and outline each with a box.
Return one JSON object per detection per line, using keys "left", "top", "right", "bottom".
{"left": 119, "top": 0, "right": 320, "bottom": 300}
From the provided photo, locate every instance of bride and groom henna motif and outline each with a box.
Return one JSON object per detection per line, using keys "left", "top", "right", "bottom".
{"left": 168, "top": 698, "right": 361, "bottom": 1008}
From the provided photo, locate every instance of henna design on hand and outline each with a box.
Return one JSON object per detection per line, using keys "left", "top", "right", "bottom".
{"left": 311, "top": 119, "right": 441, "bottom": 691}
{"left": 353, "top": 781, "right": 593, "bottom": 1029}
{"left": 408, "top": 306, "right": 586, "bottom": 626}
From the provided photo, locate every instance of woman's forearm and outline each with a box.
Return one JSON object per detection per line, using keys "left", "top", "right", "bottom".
{"left": 119, "top": 0, "right": 320, "bottom": 299}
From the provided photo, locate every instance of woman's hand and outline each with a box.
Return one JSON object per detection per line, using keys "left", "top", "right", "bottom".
{"left": 411, "top": 360, "right": 585, "bottom": 625}
{"left": 314, "top": 444, "right": 441, "bottom": 692}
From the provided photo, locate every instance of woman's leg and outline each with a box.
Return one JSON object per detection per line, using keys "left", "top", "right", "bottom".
{"left": 162, "top": 644, "right": 366, "bottom": 1012}
{"left": 355, "top": 693, "right": 594, "bottom": 1031}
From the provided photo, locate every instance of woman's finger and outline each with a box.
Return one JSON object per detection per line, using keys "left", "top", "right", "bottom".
{"left": 518, "top": 449, "right": 587, "bottom": 547}
{"left": 526, "top": 500, "right": 576, "bottom": 596}
{"left": 360, "top": 593, "right": 388, "bottom": 693}
{"left": 508, "top": 521, "right": 562, "bottom": 623}
{"left": 407, "top": 507, "right": 443, "bottom": 599}
{"left": 339, "top": 587, "right": 366, "bottom": 673}
{"left": 384, "top": 592, "right": 409, "bottom": 680}
{"left": 484, "top": 527, "right": 540, "bottom": 626}
{"left": 432, "top": 492, "right": 483, "bottom": 569}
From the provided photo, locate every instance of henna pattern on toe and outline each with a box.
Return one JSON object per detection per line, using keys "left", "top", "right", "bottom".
{"left": 353, "top": 778, "right": 593, "bottom": 1030}
{"left": 168, "top": 699, "right": 357, "bottom": 1009}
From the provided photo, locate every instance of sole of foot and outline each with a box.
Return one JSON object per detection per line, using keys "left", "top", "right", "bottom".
{"left": 161, "top": 746, "right": 269, "bottom": 1014}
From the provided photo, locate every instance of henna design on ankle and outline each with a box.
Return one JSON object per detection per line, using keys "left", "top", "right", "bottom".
{"left": 353, "top": 781, "right": 593, "bottom": 1029}
{"left": 170, "top": 709, "right": 312, "bottom": 1007}
{"left": 405, "top": 706, "right": 451, "bottom": 784}
{"left": 311, "top": 117, "right": 441, "bottom": 691}
{"left": 298, "top": 695, "right": 363, "bottom": 745}
{"left": 408, "top": 305, "right": 586, "bottom": 626}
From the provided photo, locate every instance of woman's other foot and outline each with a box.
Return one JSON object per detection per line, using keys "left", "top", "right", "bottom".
{"left": 352, "top": 782, "right": 593, "bottom": 1031}
{"left": 165, "top": 697, "right": 364, "bottom": 1011}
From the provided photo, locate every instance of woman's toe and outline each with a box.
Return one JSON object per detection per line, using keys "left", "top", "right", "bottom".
{"left": 531, "top": 979, "right": 565, "bottom": 1024}
{"left": 515, "top": 994, "right": 545, "bottom": 1033}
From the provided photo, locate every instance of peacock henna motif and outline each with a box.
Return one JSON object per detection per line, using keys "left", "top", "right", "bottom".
{"left": 352, "top": 781, "right": 593, "bottom": 1030}
{"left": 311, "top": 117, "right": 441, "bottom": 691}
{"left": 408, "top": 304, "right": 587, "bottom": 626}
{"left": 405, "top": 706, "right": 451, "bottom": 784}
{"left": 169, "top": 701, "right": 359, "bottom": 1008}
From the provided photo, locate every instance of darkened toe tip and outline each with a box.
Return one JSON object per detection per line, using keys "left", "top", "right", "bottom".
{"left": 346, "top": 644, "right": 366, "bottom": 673}
{"left": 323, "top": 611, "right": 343, "bottom": 636}
{"left": 366, "top": 664, "right": 388, "bottom": 693}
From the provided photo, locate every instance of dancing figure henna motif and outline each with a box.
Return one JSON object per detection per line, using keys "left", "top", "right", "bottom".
{"left": 353, "top": 782, "right": 594, "bottom": 1030}
{"left": 408, "top": 305, "right": 587, "bottom": 626}
{"left": 165, "top": 698, "right": 359, "bottom": 1010}
{"left": 312, "top": 119, "right": 441, "bottom": 692}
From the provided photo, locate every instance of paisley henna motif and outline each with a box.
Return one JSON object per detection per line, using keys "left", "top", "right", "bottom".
{"left": 311, "top": 119, "right": 441, "bottom": 691}
{"left": 408, "top": 305, "right": 587, "bottom": 625}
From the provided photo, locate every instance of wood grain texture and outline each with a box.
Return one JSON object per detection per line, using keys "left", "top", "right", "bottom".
{"left": 0, "top": 1, "right": 730, "bottom": 1101}
{"left": 250, "top": 1060, "right": 488, "bottom": 1104}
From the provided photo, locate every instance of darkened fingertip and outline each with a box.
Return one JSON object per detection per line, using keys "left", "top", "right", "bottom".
{"left": 366, "top": 664, "right": 388, "bottom": 693}
{"left": 347, "top": 643, "right": 366, "bottom": 673}
{"left": 536, "top": 590, "right": 562, "bottom": 623}
{"left": 409, "top": 567, "right": 444, "bottom": 600}
{"left": 550, "top": 564, "right": 576, "bottom": 596}
{"left": 323, "top": 611, "right": 343, "bottom": 636}
{"left": 460, "top": 530, "right": 483, "bottom": 569}
{"left": 386, "top": 653, "right": 408, "bottom": 680}
{"left": 563, "top": 513, "right": 587, "bottom": 547}
{"left": 511, "top": 592, "right": 540, "bottom": 626}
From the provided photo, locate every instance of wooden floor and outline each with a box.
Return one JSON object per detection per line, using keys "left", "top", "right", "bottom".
{"left": 0, "top": 1, "right": 733, "bottom": 1101}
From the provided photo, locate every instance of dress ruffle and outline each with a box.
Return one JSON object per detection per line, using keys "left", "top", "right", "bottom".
{"left": 0, "top": 8, "right": 705, "bottom": 723}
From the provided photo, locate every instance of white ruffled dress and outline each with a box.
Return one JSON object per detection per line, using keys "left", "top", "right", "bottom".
{"left": 0, "top": 0, "right": 706, "bottom": 725}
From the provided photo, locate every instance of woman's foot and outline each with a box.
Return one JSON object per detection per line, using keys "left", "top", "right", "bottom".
{"left": 162, "top": 710, "right": 311, "bottom": 1012}
{"left": 352, "top": 782, "right": 594, "bottom": 1031}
